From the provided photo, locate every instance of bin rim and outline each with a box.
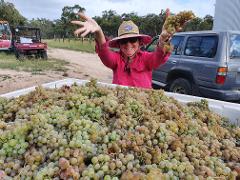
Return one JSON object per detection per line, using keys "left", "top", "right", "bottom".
{"left": 1, "top": 78, "right": 239, "bottom": 126}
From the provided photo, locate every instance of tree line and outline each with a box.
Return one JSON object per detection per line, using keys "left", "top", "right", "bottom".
{"left": 0, "top": 0, "right": 213, "bottom": 39}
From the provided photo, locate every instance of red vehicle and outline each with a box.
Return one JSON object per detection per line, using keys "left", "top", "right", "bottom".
{"left": 12, "top": 26, "right": 48, "bottom": 60}
{"left": 0, "top": 20, "right": 12, "bottom": 50}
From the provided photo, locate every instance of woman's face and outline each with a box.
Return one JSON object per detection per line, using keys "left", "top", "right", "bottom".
{"left": 119, "top": 37, "right": 140, "bottom": 58}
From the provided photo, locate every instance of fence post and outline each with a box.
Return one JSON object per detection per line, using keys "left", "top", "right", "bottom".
{"left": 89, "top": 35, "right": 92, "bottom": 44}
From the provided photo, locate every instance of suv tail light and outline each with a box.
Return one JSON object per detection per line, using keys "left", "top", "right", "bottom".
{"left": 216, "top": 67, "right": 227, "bottom": 84}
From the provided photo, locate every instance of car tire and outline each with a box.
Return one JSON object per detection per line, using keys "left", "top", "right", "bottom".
{"left": 18, "top": 53, "right": 25, "bottom": 61}
{"left": 14, "top": 49, "right": 24, "bottom": 60}
{"left": 41, "top": 51, "right": 48, "bottom": 60}
{"left": 169, "top": 78, "right": 192, "bottom": 95}
{"left": 14, "top": 49, "right": 19, "bottom": 59}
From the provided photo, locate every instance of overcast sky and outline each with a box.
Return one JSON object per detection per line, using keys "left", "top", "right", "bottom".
{"left": 5, "top": 0, "right": 216, "bottom": 20}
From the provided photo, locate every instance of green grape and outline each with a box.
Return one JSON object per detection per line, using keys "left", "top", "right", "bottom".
{"left": 0, "top": 79, "right": 239, "bottom": 179}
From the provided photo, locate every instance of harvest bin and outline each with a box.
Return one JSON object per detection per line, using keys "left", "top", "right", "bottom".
{"left": 1, "top": 78, "right": 240, "bottom": 179}
{"left": 1, "top": 78, "right": 240, "bottom": 126}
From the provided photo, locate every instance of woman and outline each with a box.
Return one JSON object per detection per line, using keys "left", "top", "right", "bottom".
{"left": 71, "top": 13, "right": 172, "bottom": 88}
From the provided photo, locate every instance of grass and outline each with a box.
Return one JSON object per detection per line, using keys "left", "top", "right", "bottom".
{"left": 0, "top": 52, "right": 69, "bottom": 74}
{"left": 0, "top": 38, "right": 94, "bottom": 74}
{"left": 45, "top": 38, "right": 96, "bottom": 53}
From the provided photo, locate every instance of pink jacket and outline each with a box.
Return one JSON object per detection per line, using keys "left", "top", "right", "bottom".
{"left": 96, "top": 42, "right": 170, "bottom": 89}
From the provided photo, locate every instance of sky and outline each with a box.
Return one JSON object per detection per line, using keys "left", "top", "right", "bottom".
{"left": 5, "top": 0, "right": 216, "bottom": 20}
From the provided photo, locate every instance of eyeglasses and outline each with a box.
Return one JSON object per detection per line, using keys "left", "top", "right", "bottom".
{"left": 119, "top": 37, "right": 139, "bottom": 45}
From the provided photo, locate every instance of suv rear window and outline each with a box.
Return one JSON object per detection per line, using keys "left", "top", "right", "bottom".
{"left": 230, "top": 34, "right": 240, "bottom": 58}
{"left": 184, "top": 35, "right": 218, "bottom": 58}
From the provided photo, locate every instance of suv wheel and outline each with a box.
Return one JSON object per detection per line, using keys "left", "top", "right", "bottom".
{"left": 169, "top": 78, "right": 192, "bottom": 95}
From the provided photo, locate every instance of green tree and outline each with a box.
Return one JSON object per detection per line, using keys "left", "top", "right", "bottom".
{"left": 0, "top": 0, "right": 26, "bottom": 26}
{"left": 53, "top": 19, "right": 65, "bottom": 39}
{"left": 140, "top": 13, "right": 163, "bottom": 37}
{"left": 27, "top": 18, "right": 55, "bottom": 39}
{"left": 183, "top": 15, "right": 213, "bottom": 31}
{"left": 184, "top": 17, "right": 203, "bottom": 31}
{"left": 121, "top": 12, "right": 139, "bottom": 23}
{"left": 199, "top": 15, "right": 213, "bottom": 30}
{"left": 60, "top": 5, "right": 85, "bottom": 38}
{"left": 95, "top": 10, "right": 121, "bottom": 38}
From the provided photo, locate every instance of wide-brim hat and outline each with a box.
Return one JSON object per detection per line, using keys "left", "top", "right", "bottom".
{"left": 109, "top": 20, "right": 152, "bottom": 48}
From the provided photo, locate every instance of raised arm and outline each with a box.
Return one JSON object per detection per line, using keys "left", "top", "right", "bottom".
{"left": 71, "top": 13, "right": 106, "bottom": 46}
{"left": 158, "top": 8, "right": 173, "bottom": 53}
{"left": 71, "top": 13, "right": 118, "bottom": 69}
{"left": 145, "top": 9, "right": 196, "bottom": 69}
{"left": 158, "top": 9, "right": 195, "bottom": 52}
{"left": 143, "top": 9, "right": 173, "bottom": 70}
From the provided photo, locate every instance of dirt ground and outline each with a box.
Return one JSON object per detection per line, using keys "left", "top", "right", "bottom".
{"left": 0, "top": 48, "right": 113, "bottom": 95}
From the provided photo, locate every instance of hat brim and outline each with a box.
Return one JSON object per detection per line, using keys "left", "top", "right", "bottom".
{"left": 108, "top": 34, "right": 152, "bottom": 48}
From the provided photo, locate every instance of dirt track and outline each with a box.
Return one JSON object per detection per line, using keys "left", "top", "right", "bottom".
{"left": 0, "top": 48, "right": 112, "bottom": 95}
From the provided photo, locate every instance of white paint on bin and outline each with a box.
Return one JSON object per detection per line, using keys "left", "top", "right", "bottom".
{"left": 165, "top": 92, "right": 240, "bottom": 125}
{"left": 1, "top": 78, "right": 239, "bottom": 126}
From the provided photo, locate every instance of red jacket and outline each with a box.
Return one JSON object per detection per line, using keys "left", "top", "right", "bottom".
{"left": 96, "top": 41, "right": 170, "bottom": 88}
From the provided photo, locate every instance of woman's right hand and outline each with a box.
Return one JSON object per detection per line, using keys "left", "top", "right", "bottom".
{"left": 71, "top": 13, "right": 101, "bottom": 37}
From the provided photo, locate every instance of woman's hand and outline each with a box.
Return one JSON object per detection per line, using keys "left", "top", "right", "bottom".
{"left": 159, "top": 9, "right": 195, "bottom": 44}
{"left": 158, "top": 9, "right": 173, "bottom": 53}
{"left": 71, "top": 13, "right": 106, "bottom": 45}
{"left": 159, "top": 8, "right": 173, "bottom": 44}
{"left": 71, "top": 13, "right": 101, "bottom": 37}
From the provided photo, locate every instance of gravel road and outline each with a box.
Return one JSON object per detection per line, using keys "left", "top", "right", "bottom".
{"left": 0, "top": 48, "right": 112, "bottom": 94}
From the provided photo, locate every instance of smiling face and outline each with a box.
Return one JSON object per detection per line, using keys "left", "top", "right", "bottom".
{"left": 119, "top": 37, "right": 140, "bottom": 59}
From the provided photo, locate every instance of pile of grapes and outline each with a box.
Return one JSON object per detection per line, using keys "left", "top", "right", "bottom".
{"left": 0, "top": 80, "right": 239, "bottom": 179}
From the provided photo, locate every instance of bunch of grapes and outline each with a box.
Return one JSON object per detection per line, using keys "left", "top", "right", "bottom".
{"left": 0, "top": 121, "right": 30, "bottom": 158}
{"left": 164, "top": 10, "right": 195, "bottom": 34}
{"left": 162, "top": 10, "right": 195, "bottom": 53}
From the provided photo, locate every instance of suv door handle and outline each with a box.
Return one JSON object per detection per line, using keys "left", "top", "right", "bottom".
{"left": 170, "top": 60, "right": 177, "bottom": 64}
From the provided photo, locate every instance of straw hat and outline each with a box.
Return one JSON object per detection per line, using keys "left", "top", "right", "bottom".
{"left": 109, "top": 20, "right": 152, "bottom": 48}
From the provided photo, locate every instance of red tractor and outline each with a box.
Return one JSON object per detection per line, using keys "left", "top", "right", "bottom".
{"left": 12, "top": 26, "right": 48, "bottom": 60}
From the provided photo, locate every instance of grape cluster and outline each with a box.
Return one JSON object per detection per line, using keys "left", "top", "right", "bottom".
{"left": 164, "top": 11, "right": 195, "bottom": 34}
{"left": 0, "top": 121, "right": 30, "bottom": 157}
{"left": 0, "top": 80, "right": 239, "bottom": 179}
{"left": 162, "top": 10, "right": 195, "bottom": 53}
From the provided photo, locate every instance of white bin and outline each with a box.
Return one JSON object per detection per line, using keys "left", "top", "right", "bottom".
{"left": 1, "top": 78, "right": 240, "bottom": 126}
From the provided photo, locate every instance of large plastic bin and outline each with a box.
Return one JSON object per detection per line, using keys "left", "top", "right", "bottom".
{"left": 1, "top": 78, "right": 239, "bottom": 126}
